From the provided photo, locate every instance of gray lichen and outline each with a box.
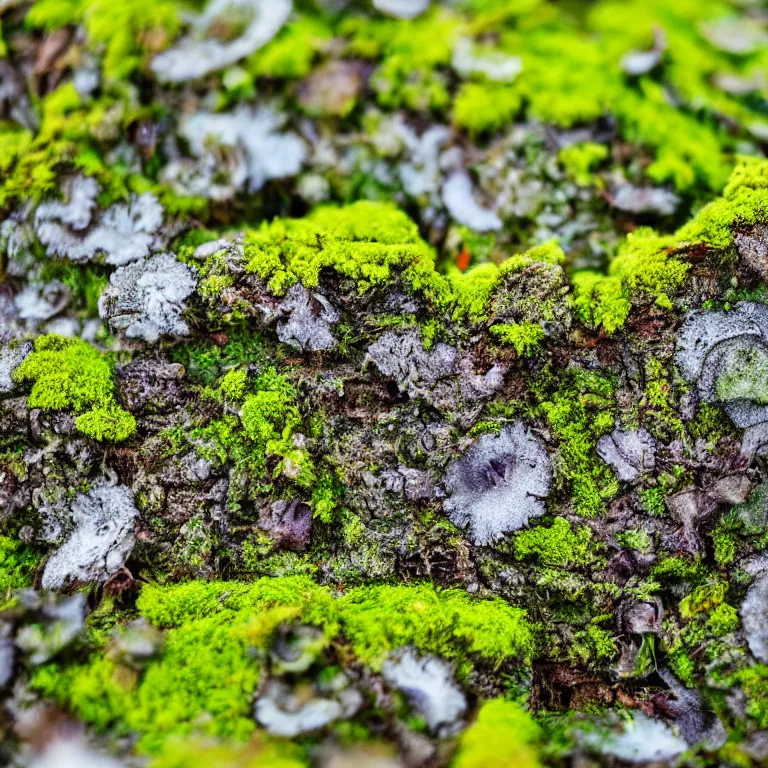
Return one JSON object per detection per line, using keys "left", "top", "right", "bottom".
{"left": 35, "top": 176, "right": 165, "bottom": 265}
{"left": 444, "top": 422, "right": 552, "bottom": 545}
{"left": 170, "top": 106, "right": 306, "bottom": 198}
{"left": 151, "top": 0, "right": 292, "bottom": 83}
{"left": 676, "top": 301, "right": 768, "bottom": 428}
{"left": 596, "top": 427, "right": 656, "bottom": 483}
{"left": 98, "top": 253, "right": 197, "bottom": 343}
{"left": 41, "top": 483, "right": 139, "bottom": 590}
{"left": 381, "top": 648, "right": 467, "bottom": 732}
{"left": 741, "top": 572, "right": 768, "bottom": 663}
{"left": 276, "top": 285, "right": 340, "bottom": 353}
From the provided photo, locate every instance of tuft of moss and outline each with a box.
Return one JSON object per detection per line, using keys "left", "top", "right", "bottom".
{"left": 453, "top": 698, "right": 542, "bottom": 768}
{"left": 490, "top": 322, "right": 545, "bottom": 357}
{"left": 0, "top": 537, "right": 40, "bottom": 596}
{"left": 338, "top": 582, "right": 534, "bottom": 673}
{"left": 536, "top": 368, "right": 618, "bottom": 517}
{"left": 12, "top": 335, "right": 136, "bottom": 442}
{"left": 512, "top": 518, "right": 600, "bottom": 568}
{"left": 453, "top": 83, "right": 522, "bottom": 137}
{"left": 242, "top": 201, "right": 451, "bottom": 309}
{"left": 558, "top": 142, "right": 609, "bottom": 188}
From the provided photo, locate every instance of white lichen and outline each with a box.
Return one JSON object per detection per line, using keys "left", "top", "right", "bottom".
{"left": 98, "top": 253, "right": 197, "bottom": 343}
{"left": 35, "top": 176, "right": 165, "bottom": 265}
{"left": 151, "top": 0, "right": 292, "bottom": 83}
{"left": 373, "top": 0, "right": 430, "bottom": 19}
{"left": 581, "top": 712, "right": 688, "bottom": 764}
{"left": 596, "top": 427, "right": 656, "bottom": 483}
{"left": 173, "top": 106, "right": 306, "bottom": 196}
{"left": 0, "top": 341, "right": 32, "bottom": 393}
{"left": 442, "top": 171, "right": 502, "bottom": 232}
{"left": 366, "top": 329, "right": 457, "bottom": 400}
{"left": 41, "top": 482, "right": 139, "bottom": 590}
{"left": 452, "top": 37, "right": 523, "bottom": 82}
{"left": 382, "top": 648, "right": 467, "bottom": 732}
{"left": 741, "top": 572, "right": 768, "bottom": 663}
{"left": 254, "top": 677, "right": 362, "bottom": 737}
{"left": 444, "top": 422, "right": 552, "bottom": 545}
{"left": 276, "top": 284, "right": 340, "bottom": 352}
{"left": 28, "top": 737, "right": 126, "bottom": 768}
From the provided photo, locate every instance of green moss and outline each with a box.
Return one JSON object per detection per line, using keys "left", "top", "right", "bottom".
{"left": 150, "top": 739, "right": 307, "bottom": 768}
{"left": 733, "top": 665, "right": 768, "bottom": 728}
{"left": 716, "top": 346, "right": 768, "bottom": 404}
{"left": 240, "top": 371, "right": 299, "bottom": 446}
{"left": 575, "top": 157, "right": 768, "bottom": 333}
{"left": 453, "top": 83, "right": 522, "bottom": 137}
{"left": 248, "top": 16, "right": 331, "bottom": 80}
{"left": 513, "top": 518, "right": 599, "bottom": 568}
{"left": 706, "top": 603, "right": 739, "bottom": 636}
{"left": 32, "top": 577, "right": 533, "bottom": 754}
{"left": 26, "top": 0, "right": 182, "bottom": 82}
{"left": 568, "top": 624, "right": 617, "bottom": 668}
{"left": 338, "top": 582, "right": 533, "bottom": 673}
{"left": 679, "top": 581, "right": 727, "bottom": 619}
{"left": 558, "top": 142, "right": 609, "bottom": 187}
{"left": 616, "top": 528, "right": 651, "bottom": 552}
{"left": 450, "top": 263, "right": 500, "bottom": 322}
{"left": 217, "top": 369, "right": 249, "bottom": 404}
{"left": 453, "top": 698, "right": 542, "bottom": 768}
{"left": 242, "top": 201, "right": 451, "bottom": 308}
{"left": 651, "top": 556, "right": 708, "bottom": 585}
{"left": 362, "top": 10, "right": 461, "bottom": 112}
{"left": 11, "top": 335, "right": 136, "bottom": 443}
{"left": 0, "top": 537, "right": 40, "bottom": 595}
{"left": 573, "top": 228, "right": 687, "bottom": 334}
{"left": 490, "top": 322, "right": 545, "bottom": 357}
{"left": 536, "top": 368, "right": 618, "bottom": 517}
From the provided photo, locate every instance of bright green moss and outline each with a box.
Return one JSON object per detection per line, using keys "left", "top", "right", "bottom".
{"left": 651, "top": 556, "right": 708, "bottom": 585}
{"left": 513, "top": 518, "right": 599, "bottom": 568}
{"left": 450, "top": 263, "right": 500, "bottom": 322}
{"left": 679, "top": 581, "right": 727, "bottom": 619}
{"left": 249, "top": 16, "right": 331, "bottom": 80}
{"left": 242, "top": 201, "right": 451, "bottom": 307}
{"left": 363, "top": 10, "right": 461, "bottom": 112}
{"left": 490, "top": 322, "right": 545, "bottom": 357}
{"left": 240, "top": 372, "right": 299, "bottom": 446}
{"left": 27, "top": 0, "right": 182, "bottom": 82}
{"left": 558, "top": 142, "right": 609, "bottom": 187}
{"left": 573, "top": 228, "right": 687, "bottom": 334}
{"left": 536, "top": 369, "right": 618, "bottom": 517}
{"left": 33, "top": 577, "right": 337, "bottom": 754}
{"left": 12, "top": 335, "right": 136, "bottom": 443}
{"left": 575, "top": 157, "right": 768, "bottom": 333}
{"left": 453, "top": 699, "right": 542, "bottom": 768}
{"left": 568, "top": 624, "right": 617, "bottom": 668}
{"left": 734, "top": 665, "right": 768, "bottom": 728}
{"left": 453, "top": 83, "right": 521, "bottom": 137}
{"left": 338, "top": 582, "right": 534, "bottom": 672}
{"left": 218, "top": 369, "right": 249, "bottom": 404}
{"left": 32, "top": 577, "right": 533, "bottom": 754}
{"left": 616, "top": 528, "right": 651, "bottom": 553}
{"left": 150, "top": 739, "right": 307, "bottom": 768}
{"left": 706, "top": 603, "right": 739, "bottom": 636}
{"left": 0, "top": 537, "right": 40, "bottom": 595}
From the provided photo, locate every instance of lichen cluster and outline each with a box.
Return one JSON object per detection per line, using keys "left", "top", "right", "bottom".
{"left": 2, "top": 0, "right": 768, "bottom": 766}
